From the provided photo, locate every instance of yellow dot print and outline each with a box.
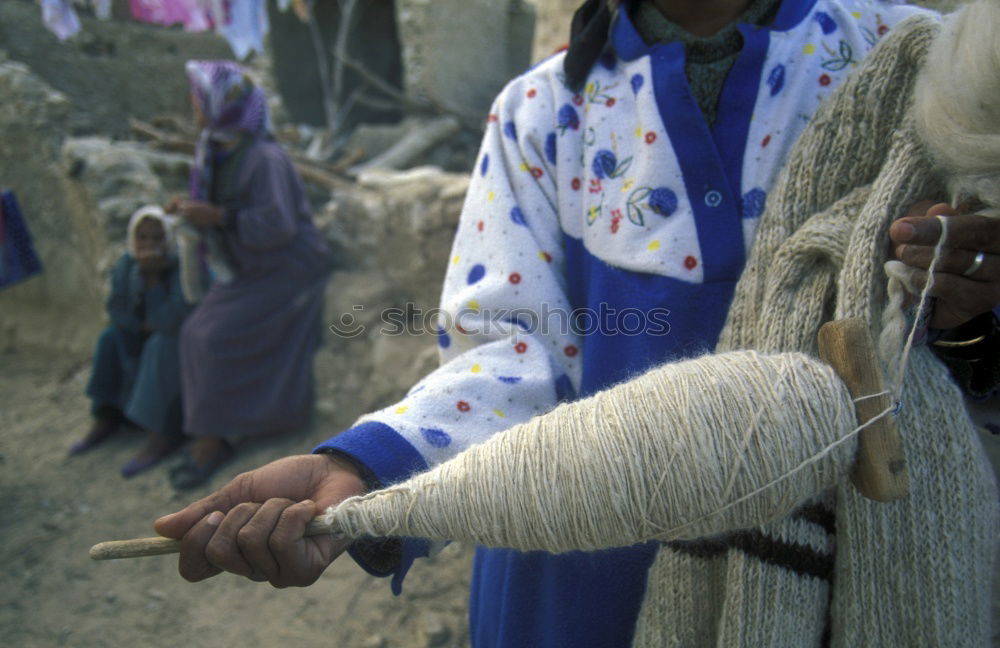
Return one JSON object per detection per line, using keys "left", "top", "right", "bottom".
{"left": 487, "top": 191, "right": 496, "bottom": 201}
{"left": 647, "top": 240, "right": 661, "bottom": 251}
{"left": 851, "top": 11, "right": 861, "bottom": 18}
{"left": 471, "top": 364, "right": 482, "bottom": 374}
{"left": 452, "top": 255, "right": 460, "bottom": 265}
{"left": 803, "top": 44, "right": 815, "bottom": 55}
{"left": 468, "top": 299, "right": 480, "bottom": 312}
{"left": 395, "top": 406, "right": 409, "bottom": 414}
{"left": 493, "top": 409, "right": 506, "bottom": 418}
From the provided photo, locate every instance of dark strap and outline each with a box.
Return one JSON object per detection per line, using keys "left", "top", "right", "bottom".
{"left": 564, "top": 0, "right": 613, "bottom": 91}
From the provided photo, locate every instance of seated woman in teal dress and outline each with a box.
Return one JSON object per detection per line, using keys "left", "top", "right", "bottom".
{"left": 70, "top": 205, "right": 193, "bottom": 477}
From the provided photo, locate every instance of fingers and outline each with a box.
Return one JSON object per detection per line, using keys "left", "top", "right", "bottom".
{"left": 268, "top": 499, "right": 346, "bottom": 588}
{"left": 154, "top": 471, "right": 253, "bottom": 539}
{"left": 177, "top": 511, "right": 225, "bottom": 582}
{"left": 176, "top": 498, "right": 339, "bottom": 588}
{"left": 895, "top": 245, "right": 997, "bottom": 280}
{"left": 891, "top": 211, "right": 1000, "bottom": 252}
{"left": 887, "top": 264, "right": 1000, "bottom": 329}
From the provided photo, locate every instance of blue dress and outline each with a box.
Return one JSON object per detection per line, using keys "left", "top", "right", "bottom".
{"left": 87, "top": 254, "right": 191, "bottom": 437}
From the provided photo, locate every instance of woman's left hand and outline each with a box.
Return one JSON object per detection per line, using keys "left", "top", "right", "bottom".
{"left": 890, "top": 201, "right": 1000, "bottom": 329}
{"left": 171, "top": 198, "right": 224, "bottom": 228}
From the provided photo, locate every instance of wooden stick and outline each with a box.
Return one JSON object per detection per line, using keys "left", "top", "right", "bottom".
{"left": 818, "top": 318, "right": 909, "bottom": 501}
{"left": 89, "top": 518, "right": 339, "bottom": 561}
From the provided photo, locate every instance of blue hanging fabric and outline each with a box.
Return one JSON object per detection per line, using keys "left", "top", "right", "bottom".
{"left": 0, "top": 190, "right": 44, "bottom": 290}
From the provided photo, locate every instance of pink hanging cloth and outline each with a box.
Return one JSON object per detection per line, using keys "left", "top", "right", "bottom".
{"left": 128, "top": 0, "right": 212, "bottom": 31}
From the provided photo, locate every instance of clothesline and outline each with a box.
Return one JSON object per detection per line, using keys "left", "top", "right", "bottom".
{"left": 39, "top": 0, "right": 301, "bottom": 59}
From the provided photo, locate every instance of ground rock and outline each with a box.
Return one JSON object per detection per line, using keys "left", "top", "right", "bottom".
{"left": 0, "top": 61, "right": 105, "bottom": 353}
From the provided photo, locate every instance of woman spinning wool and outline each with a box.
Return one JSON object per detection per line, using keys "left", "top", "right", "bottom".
{"left": 165, "top": 61, "right": 333, "bottom": 489}
{"left": 152, "top": 2, "right": 998, "bottom": 646}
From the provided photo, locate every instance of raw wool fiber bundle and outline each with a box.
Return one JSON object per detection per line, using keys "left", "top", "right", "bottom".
{"left": 330, "top": 351, "right": 860, "bottom": 551}
{"left": 914, "top": 0, "right": 1000, "bottom": 209}
{"left": 327, "top": 11, "right": 998, "bottom": 648}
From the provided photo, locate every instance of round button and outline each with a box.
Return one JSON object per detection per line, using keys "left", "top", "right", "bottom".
{"left": 704, "top": 190, "right": 723, "bottom": 207}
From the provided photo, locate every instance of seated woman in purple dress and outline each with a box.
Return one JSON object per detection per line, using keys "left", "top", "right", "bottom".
{"left": 166, "top": 61, "right": 334, "bottom": 489}
{"left": 71, "top": 205, "right": 190, "bottom": 477}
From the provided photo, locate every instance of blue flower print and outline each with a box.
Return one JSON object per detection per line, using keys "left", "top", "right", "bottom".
{"left": 630, "top": 73, "right": 644, "bottom": 95}
{"left": 436, "top": 326, "right": 451, "bottom": 349}
{"left": 592, "top": 149, "right": 632, "bottom": 179}
{"left": 510, "top": 206, "right": 527, "bottom": 226}
{"left": 814, "top": 11, "right": 837, "bottom": 35}
{"left": 467, "top": 264, "right": 486, "bottom": 284}
{"left": 497, "top": 376, "right": 522, "bottom": 384}
{"left": 557, "top": 104, "right": 580, "bottom": 133}
{"left": 741, "top": 188, "right": 767, "bottom": 220}
{"left": 480, "top": 153, "right": 489, "bottom": 177}
{"left": 625, "top": 185, "right": 678, "bottom": 225}
{"left": 421, "top": 427, "right": 452, "bottom": 448}
{"left": 649, "top": 187, "right": 679, "bottom": 216}
{"left": 503, "top": 121, "right": 517, "bottom": 140}
{"left": 545, "top": 132, "right": 557, "bottom": 165}
{"left": 767, "top": 64, "right": 785, "bottom": 96}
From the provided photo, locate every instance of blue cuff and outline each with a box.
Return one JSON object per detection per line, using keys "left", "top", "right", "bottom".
{"left": 346, "top": 537, "right": 431, "bottom": 596}
{"left": 313, "top": 420, "right": 427, "bottom": 486}
{"left": 314, "top": 421, "right": 429, "bottom": 594}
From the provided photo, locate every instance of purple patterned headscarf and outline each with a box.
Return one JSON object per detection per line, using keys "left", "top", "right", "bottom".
{"left": 185, "top": 60, "right": 271, "bottom": 200}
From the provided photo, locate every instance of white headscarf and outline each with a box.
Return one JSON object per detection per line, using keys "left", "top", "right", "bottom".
{"left": 125, "top": 205, "right": 178, "bottom": 260}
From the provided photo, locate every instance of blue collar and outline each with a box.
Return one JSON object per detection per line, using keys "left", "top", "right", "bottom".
{"left": 611, "top": 0, "right": 820, "bottom": 61}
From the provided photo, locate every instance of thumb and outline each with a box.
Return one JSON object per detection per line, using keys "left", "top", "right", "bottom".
{"left": 154, "top": 476, "right": 247, "bottom": 539}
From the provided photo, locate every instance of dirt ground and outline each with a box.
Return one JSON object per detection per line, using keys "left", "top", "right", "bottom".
{"left": 1, "top": 342, "right": 998, "bottom": 647}
{"left": 0, "top": 343, "right": 473, "bottom": 648}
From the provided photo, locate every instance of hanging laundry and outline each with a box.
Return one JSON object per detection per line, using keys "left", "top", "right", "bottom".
{"left": 128, "top": 0, "right": 277, "bottom": 59}
{"left": 39, "top": 0, "right": 81, "bottom": 40}
{"left": 39, "top": 0, "right": 115, "bottom": 40}
{"left": 209, "top": 0, "right": 269, "bottom": 60}
{"left": 127, "top": 0, "right": 212, "bottom": 31}
{"left": 0, "top": 190, "right": 44, "bottom": 291}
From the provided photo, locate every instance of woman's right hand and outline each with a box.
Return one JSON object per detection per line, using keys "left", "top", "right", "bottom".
{"left": 153, "top": 454, "right": 367, "bottom": 587}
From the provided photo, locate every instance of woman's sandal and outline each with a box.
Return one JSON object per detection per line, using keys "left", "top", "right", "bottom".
{"left": 120, "top": 434, "right": 185, "bottom": 478}
{"left": 168, "top": 440, "right": 234, "bottom": 490}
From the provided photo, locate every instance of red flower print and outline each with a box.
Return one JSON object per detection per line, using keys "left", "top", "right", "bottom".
{"left": 486, "top": 114, "right": 498, "bottom": 123}
{"left": 572, "top": 95, "right": 584, "bottom": 106}
{"left": 611, "top": 220, "right": 620, "bottom": 234}
{"left": 527, "top": 88, "right": 537, "bottom": 98}
{"left": 564, "top": 344, "right": 579, "bottom": 357}
{"left": 605, "top": 98, "right": 616, "bottom": 108}
{"left": 514, "top": 341, "right": 528, "bottom": 354}
{"left": 571, "top": 177, "right": 582, "bottom": 191}
{"left": 456, "top": 323, "right": 469, "bottom": 334}
{"left": 540, "top": 251, "right": 553, "bottom": 263}
{"left": 819, "top": 74, "right": 831, "bottom": 86}
{"left": 877, "top": 24, "right": 889, "bottom": 36}
{"left": 509, "top": 273, "right": 522, "bottom": 284}
{"left": 457, "top": 400, "right": 471, "bottom": 412}
{"left": 589, "top": 178, "right": 603, "bottom": 194}
{"left": 645, "top": 131, "right": 657, "bottom": 144}
{"left": 761, "top": 134, "right": 771, "bottom": 148}
{"left": 530, "top": 167, "right": 543, "bottom": 179}
{"left": 684, "top": 255, "right": 698, "bottom": 270}
{"left": 477, "top": 220, "right": 484, "bottom": 232}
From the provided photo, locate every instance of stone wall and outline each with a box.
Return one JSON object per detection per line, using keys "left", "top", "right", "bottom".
{"left": 0, "top": 60, "right": 105, "bottom": 353}
{"left": 396, "top": 0, "right": 536, "bottom": 117}
{"left": 0, "top": 0, "right": 232, "bottom": 137}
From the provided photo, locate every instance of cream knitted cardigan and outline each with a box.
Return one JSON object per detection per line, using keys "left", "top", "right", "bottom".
{"left": 330, "top": 15, "right": 999, "bottom": 647}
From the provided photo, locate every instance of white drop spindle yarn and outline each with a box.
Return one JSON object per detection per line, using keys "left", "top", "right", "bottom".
{"left": 326, "top": 351, "right": 861, "bottom": 553}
